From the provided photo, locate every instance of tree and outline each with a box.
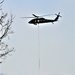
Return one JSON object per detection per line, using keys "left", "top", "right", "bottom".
{"left": 0, "top": 0, "right": 15, "bottom": 63}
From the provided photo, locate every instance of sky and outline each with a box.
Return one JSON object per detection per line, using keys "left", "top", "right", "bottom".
{"left": 0, "top": 0, "right": 74, "bottom": 75}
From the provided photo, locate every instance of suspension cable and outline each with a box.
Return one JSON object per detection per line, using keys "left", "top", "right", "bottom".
{"left": 38, "top": 24, "right": 40, "bottom": 75}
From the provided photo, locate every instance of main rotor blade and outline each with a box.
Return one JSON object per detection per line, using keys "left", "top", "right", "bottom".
{"left": 21, "top": 13, "right": 55, "bottom": 19}
{"left": 21, "top": 17, "right": 34, "bottom": 18}
{"left": 32, "top": 14, "right": 54, "bottom": 18}
{"left": 40, "top": 14, "right": 54, "bottom": 17}
{"left": 32, "top": 14, "right": 38, "bottom": 17}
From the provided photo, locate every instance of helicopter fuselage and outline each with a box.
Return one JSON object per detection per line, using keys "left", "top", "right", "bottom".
{"left": 28, "top": 14, "right": 60, "bottom": 25}
{"left": 28, "top": 18, "right": 55, "bottom": 25}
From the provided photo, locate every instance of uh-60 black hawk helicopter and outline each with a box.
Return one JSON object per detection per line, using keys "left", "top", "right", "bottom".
{"left": 21, "top": 12, "right": 62, "bottom": 25}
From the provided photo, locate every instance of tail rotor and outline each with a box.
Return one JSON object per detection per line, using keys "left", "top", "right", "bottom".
{"left": 55, "top": 12, "right": 62, "bottom": 17}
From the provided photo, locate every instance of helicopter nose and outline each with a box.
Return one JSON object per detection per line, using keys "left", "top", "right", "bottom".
{"left": 28, "top": 21, "right": 31, "bottom": 24}
{"left": 28, "top": 21, "right": 30, "bottom": 23}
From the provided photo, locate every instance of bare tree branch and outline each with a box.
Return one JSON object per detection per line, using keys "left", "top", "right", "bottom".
{"left": 0, "top": 0, "right": 4, "bottom": 10}
{"left": 0, "top": 47, "right": 15, "bottom": 58}
{"left": 0, "top": 42, "right": 8, "bottom": 51}
{"left": 0, "top": 0, "right": 15, "bottom": 63}
{"left": 0, "top": 13, "right": 14, "bottom": 41}
{"left": 0, "top": 0, "right": 4, "bottom": 4}
{"left": 0, "top": 13, "right": 15, "bottom": 62}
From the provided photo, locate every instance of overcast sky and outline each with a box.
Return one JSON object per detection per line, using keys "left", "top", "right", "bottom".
{"left": 0, "top": 0, "right": 74, "bottom": 75}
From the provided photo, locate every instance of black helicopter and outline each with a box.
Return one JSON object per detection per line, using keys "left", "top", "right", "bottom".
{"left": 21, "top": 12, "right": 62, "bottom": 25}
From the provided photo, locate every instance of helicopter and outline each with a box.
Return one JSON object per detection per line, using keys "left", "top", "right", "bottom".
{"left": 21, "top": 12, "right": 62, "bottom": 25}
